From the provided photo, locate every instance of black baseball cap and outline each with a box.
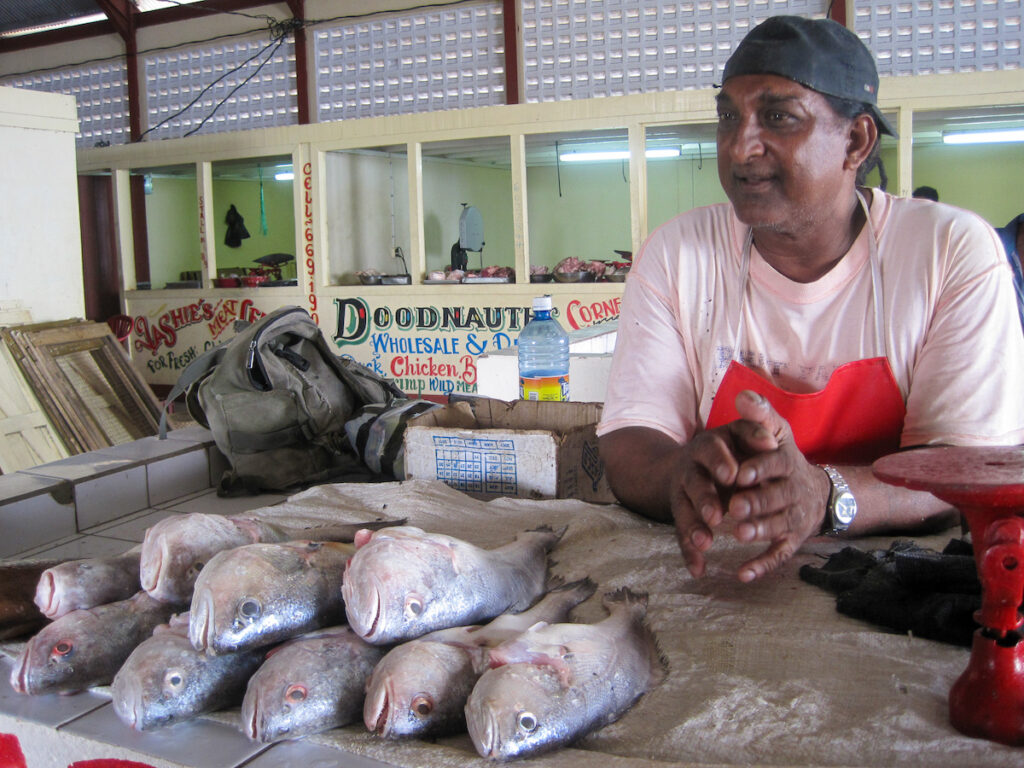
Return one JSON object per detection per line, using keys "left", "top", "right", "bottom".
{"left": 722, "top": 15, "right": 897, "bottom": 137}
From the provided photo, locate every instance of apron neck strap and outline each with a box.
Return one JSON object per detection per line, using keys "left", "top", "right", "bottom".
{"left": 735, "top": 189, "right": 885, "bottom": 360}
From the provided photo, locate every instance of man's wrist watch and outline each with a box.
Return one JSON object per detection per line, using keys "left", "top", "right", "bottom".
{"left": 820, "top": 464, "right": 857, "bottom": 536}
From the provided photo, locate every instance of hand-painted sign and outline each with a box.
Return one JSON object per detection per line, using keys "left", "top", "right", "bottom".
{"left": 123, "top": 291, "right": 620, "bottom": 394}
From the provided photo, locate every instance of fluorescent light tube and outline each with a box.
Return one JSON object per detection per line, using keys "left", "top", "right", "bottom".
{"left": 274, "top": 171, "right": 295, "bottom": 181}
{"left": 558, "top": 147, "right": 681, "bottom": 162}
{"left": 942, "top": 129, "right": 1024, "bottom": 145}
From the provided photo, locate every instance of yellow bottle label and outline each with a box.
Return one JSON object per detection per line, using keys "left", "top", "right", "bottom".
{"left": 520, "top": 374, "right": 569, "bottom": 401}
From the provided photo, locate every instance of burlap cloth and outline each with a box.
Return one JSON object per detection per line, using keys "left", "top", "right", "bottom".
{"left": 8, "top": 478, "right": 1022, "bottom": 766}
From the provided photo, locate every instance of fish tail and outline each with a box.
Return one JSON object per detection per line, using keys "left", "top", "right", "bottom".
{"left": 603, "top": 588, "right": 668, "bottom": 686}
{"left": 522, "top": 524, "right": 568, "bottom": 550}
{"left": 602, "top": 587, "right": 648, "bottom": 617}
{"left": 550, "top": 576, "right": 598, "bottom": 602}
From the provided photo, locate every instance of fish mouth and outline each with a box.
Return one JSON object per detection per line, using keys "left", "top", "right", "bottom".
{"left": 243, "top": 696, "right": 262, "bottom": 741}
{"left": 467, "top": 707, "right": 500, "bottom": 759}
{"left": 364, "top": 682, "right": 390, "bottom": 735}
{"left": 35, "top": 573, "right": 58, "bottom": 618}
{"left": 189, "top": 591, "right": 214, "bottom": 651}
{"left": 10, "top": 651, "right": 30, "bottom": 694}
{"left": 348, "top": 584, "right": 381, "bottom": 641}
{"left": 111, "top": 676, "right": 141, "bottom": 729}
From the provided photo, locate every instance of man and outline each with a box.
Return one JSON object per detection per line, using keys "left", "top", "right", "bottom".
{"left": 996, "top": 212, "right": 1024, "bottom": 332}
{"left": 597, "top": 16, "right": 1024, "bottom": 584}
{"left": 912, "top": 185, "right": 939, "bottom": 201}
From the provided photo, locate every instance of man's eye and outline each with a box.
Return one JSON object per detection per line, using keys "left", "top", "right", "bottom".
{"left": 765, "top": 110, "right": 790, "bottom": 123}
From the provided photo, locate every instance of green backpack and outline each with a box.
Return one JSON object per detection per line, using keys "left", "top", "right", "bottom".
{"left": 159, "top": 305, "right": 403, "bottom": 495}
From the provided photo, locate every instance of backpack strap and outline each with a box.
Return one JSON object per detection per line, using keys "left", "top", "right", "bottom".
{"left": 157, "top": 344, "right": 227, "bottom": 439}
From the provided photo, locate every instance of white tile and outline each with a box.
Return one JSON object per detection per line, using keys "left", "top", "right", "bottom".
{"left": 11, "top": 532, "right": 82, "bottom": 560}
{"left": 0, "top": 656, "right": 109, "bottom": 727}
{"left": 21, "top": 453, "right": 138, "bottom": 482}
{"left": 0, "top": 488, "right": 77, "bottom": 558}
{"left": 75, "top": 466, "right": 149, "bottom": 530}
{"left": 26, "top": 535, "right": 138, "bottom": 561}
{"left": 84, "top": 508, "right": 181, "bottom": 542}
{"left": 164, "top": 424, "right": 216, "bottom": 446}
{"left": 0, "top": 472, "right": 72, "bottom": 506}
{"left": 162, "top": 489, "right": 287, "bottom": 517}
{"left": 95, "top": 435, "right": 204, "bottom": 463}
{"left": 247, "top": 738, "right": 395, "bottom": 768}
{"left": 147, "top": 449, "right": 211, "bottom": 506}
{"left": 60, "top": 702, "right": 269, "bottom": 768}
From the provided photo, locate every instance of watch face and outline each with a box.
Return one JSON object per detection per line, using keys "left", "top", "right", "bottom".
{"left": 834, "top": 492, "right": 857, "bottom": 526}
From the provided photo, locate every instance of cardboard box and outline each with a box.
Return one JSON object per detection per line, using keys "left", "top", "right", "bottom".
{"left": 403, "top": 398, "right": 615, "bottom": 503}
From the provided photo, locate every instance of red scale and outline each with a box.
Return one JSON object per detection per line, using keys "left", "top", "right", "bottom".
{"left": 873, "top": 446, "right": 1024, "bottom": 746}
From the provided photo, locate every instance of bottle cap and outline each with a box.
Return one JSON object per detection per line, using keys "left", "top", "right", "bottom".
{"left": 532, "top": 295, "right": 553, "bottom": 311}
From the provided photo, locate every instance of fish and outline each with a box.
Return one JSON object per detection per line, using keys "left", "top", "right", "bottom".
{"left": 464, "top": 587, "right": 666, "bottom": 761}
{"left": 364, "top": 577, "right": 596, "bottom": 738}
{"left": 111, "top": 613, "right": 266, "bottom": 730}
{"left": 343, "top": 525, "right": 565, "bottom": 646}
{"left": 189, "top": 540, "right": 355, "bottom": 655}
{"left": 241, "top": 626, "right": 384, "bottom": 743}
{"left": 34, "top": 545, "right": 143, "bottom": 620}
{"left": 140, "top": 513, "right": 403, "bottom": 604}
{"left": 0, "top": 558, "right": 64, "bottom": 640}
{"left": 10, "top": 591, "right": 180, "bottom": 695}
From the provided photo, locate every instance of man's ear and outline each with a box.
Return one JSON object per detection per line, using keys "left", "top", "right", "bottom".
{"left": 844, "top": 113, "right": 878, "bottom": 172}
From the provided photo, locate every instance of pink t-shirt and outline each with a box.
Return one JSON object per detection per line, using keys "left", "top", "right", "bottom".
{"left": 598, "top": 188, "right": 1024, "bottom": 450}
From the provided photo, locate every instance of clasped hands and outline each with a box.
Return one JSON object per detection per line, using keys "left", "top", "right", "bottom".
{"left": 670, "top": 389, "right": 832, "bottom": 582}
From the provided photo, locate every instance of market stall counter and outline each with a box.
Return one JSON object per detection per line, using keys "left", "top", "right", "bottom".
{"left": 1, "top": 479, "right": 1019, "bottom": 767}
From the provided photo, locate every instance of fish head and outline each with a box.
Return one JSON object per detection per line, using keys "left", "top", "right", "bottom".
{"left": 140, "top": 514, "right": 248, "bottom": 603}
{"left": 111, "top": 630, "right": 201, "bottom": 730}
{"left": 10, "top": 612, "right": 105, "bottom": 694}
{"left": 241, "top": 662, "right": 324, "bottom": 743}
{"left": 364, "top": 641, "right": 477, "bottom": 738}
{"left": 464, "top": 663, "right": 573, "bottom": 761}
{"left": 33, "top": 562, "right": 90, "bottom": 619}
{"left": 342, "top": 529, "right": 464, "bottom": 644}
{"left": 188, "top": 543, "right": 322, "bottom": 654}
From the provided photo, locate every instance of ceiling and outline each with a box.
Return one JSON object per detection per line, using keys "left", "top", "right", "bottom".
{"left": 0, "top": 0, "right": 204, "bottom": 38}
{"left": 2, "top": 2, "right": 1021, "bottom": 155}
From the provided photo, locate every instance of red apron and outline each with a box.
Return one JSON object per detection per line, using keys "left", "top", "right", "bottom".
{"left": 705, "top": 357, "right": 905, "bottom": 464}
{"left": 705, "top": 191, "right": 906, "bottom": 465}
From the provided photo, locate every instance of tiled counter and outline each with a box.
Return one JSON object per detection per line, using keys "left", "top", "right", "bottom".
{"left": 0, "top": 427, "right": 398, "bottom": 768}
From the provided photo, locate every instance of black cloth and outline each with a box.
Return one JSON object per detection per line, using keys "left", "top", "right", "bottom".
{"left": 225, "top": 204, "right": 250, "bottom": 248}
{"left": 799, "top": 539, "right": 981, "bottom": 647}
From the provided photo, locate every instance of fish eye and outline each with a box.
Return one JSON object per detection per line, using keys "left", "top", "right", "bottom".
{"left": 404, "top": 596, "right": 424, "bottom": 619}
{"left": 285, "top": 684, "right": 307, "bottom": 703}
{"left": 305, "top": 541, "right": 322, "bottom": 551}
{"left": 517, "top": 711, "right": 538, "bottom": 733}
{"left": 186, "top": 561, "right": 204, "bottom": 578}
{"left": 52, "top": 640, "right": 73, "bottom": 657}
{"left": 411, "top": 694, "right": 433, "bottom": 718}
{"left": 164, "top": 669, "right": 185, "bottom": 691}
{"left": 238, "top": 598, "right": 262, "bottom": 620}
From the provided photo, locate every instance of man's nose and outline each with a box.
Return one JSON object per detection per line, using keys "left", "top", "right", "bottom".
{"left": 725, "top": 116, "right": 765, "bottom": 161}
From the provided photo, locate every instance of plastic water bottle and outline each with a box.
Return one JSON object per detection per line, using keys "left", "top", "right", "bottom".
{"left": 518, "top": 295, "right": 569, "bottom": 401}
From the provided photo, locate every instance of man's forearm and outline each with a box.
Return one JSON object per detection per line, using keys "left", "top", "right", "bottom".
{"left": 834, "top": 464, "right": 960, "bottom": 536}
{"left": 599, "top": 427, "right": 685, "bottom": 524}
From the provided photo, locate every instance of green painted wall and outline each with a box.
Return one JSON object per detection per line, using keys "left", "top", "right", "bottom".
{"left": 211, "top": 178, "right": 297, "bottom": 277}
{"left": 525, "top": 162, "right": 631, "bottom": 267}
{"left": 144, "top": 175, "right": 200, "bottom": 288}
{"left": 141, "top": 142, "right": 1023, "bottom": 287}
{"left": 911, "top": 143, "right": 1024, "bottom": 229}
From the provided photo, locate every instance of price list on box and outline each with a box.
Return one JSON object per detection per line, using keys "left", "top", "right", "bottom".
{"left": 431, "top": 435, "right": 518, "bottom": 495}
